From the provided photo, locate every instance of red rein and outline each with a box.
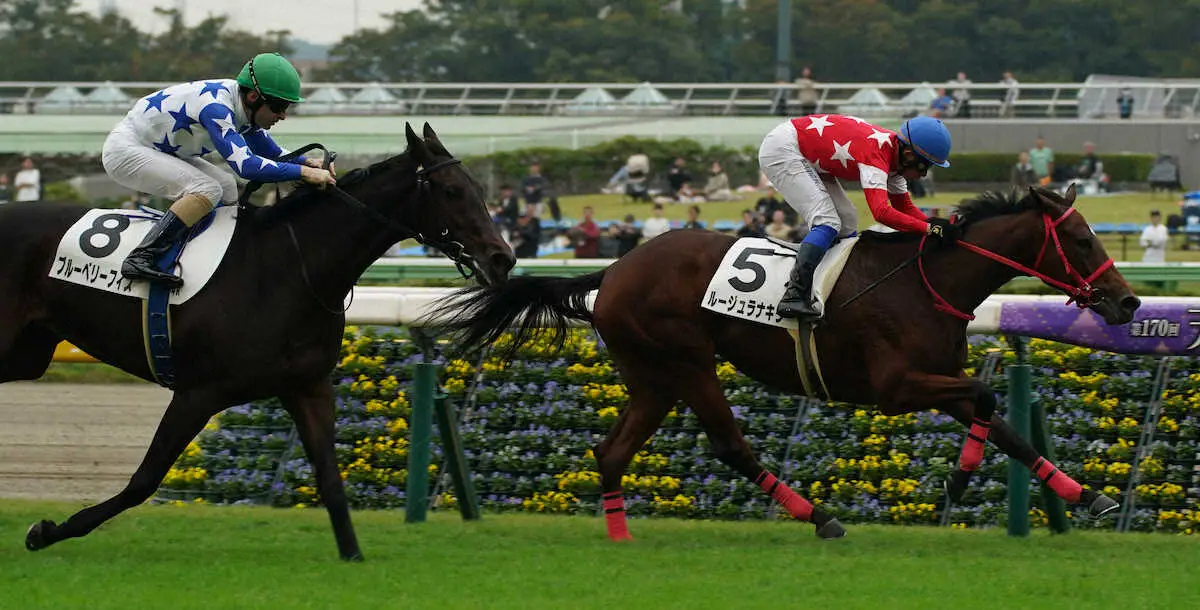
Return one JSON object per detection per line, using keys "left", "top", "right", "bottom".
{"left": 919, "top": 208, "right": 1115, "bottom": 321}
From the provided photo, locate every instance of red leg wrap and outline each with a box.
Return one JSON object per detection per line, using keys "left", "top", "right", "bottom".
{"left": 958, "top": 419, "right": 991, "bottom": 471}
{"left": 756, "top": 471, "right": 813, "bottom": 522}
{"left": 1033, "top": 457, "right": 1083, "bottom": 503}
{"left": 601, "top": 491, "right": 632, "bottom": 541}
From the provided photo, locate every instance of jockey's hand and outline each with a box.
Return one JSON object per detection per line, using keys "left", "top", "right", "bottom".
{"left": 303, "top": 156, "right": 335, "bottom": 177}
{"left": 300, "top": 165, "right": 337, "bottom": 189}
{"left": 926, "top": 218, "right": 962, "bottom": 245}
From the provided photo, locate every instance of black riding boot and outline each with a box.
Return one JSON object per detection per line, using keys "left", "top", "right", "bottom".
{"left": 776, "top": 243, "right": 826, "bottom": 320}
{"left": 121, "top": 211, "right": 189, "bottom": 287}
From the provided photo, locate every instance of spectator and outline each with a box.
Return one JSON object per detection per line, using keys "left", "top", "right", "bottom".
{"left": 736, "top": 209, "right": 764, "bottom": 238}
{"left": 681, "top": 204, "right": 703, "bottom": 230}
{"left": 1140, "top": 210, "right": 1168, "bottom": 263}
{"left": 1029, "top": 136, "right": 1054, "bottom": 185}
{"left": 1011, "top": 151, "right": 1037, "bottom": 191}
{"left": 764, "top": 209, "right": 792, "bottom": 240}
{"left": 496, "top": 183, "right": 521, "bottom": 227}
{"left": 1076, "top": 141, "right": 1110, "bottom": 192}
{"left": 612, "top": 213, "right": 642, "bottom": 257}
{"left": 569, "top": 205, "right": 601, "bottom": 258}
{"left": 545, "top": 191, "right": 562, "bottom": 223}
{"left": 950, "top": 71, "right": 972, "bottom": 118}
{"left": 666, "top": 157, "right": 692, "bottom": 201}
{"left": 0, "top": 174, "right": 10, "bottom": 204}
{"left": 794, "top": 66, "right": 819, "bottom": 115}
{"left": 520, "top": 163, "right": 548, "bottom": 212}
{"left": 14, "top": 156, "right": 41, "bottom": 202}
{"left": 1001, "top": 71, "right": 1019, "bottom": 117}
{"left": 1117, "top": 87, "right": 1134, "bottom": 119}
{"left": 642, "top": 203, "right": 671, "bottom": 240}
{"left": 928, "top": 88, "right": 954, "bottom": 118}
{"left": 511, "top": 202, "right": 541, "bottom": 259}
{"left": 754, "top": 186, "right": 797, "bottom": 226}
{"left": 702, "top": 161, "right": 736, "bottom": 201}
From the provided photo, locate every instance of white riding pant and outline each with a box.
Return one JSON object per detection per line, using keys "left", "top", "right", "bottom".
{"left": 758, "top": 121, "right": 858, "bottom": 237}
{"left": 102, "top": 119, "right": 237, "bottom": 206}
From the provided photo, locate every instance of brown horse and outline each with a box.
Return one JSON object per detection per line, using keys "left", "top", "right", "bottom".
{"left": 435, "top": 186, "right": 1139, "bottom": 539}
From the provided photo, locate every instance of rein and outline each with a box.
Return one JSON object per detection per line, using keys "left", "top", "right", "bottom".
{"left": 919, "top": 207, "right": 1115, "bottom": 321}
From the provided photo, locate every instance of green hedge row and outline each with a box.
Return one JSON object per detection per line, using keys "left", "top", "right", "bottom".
{"left": 463, "top": 137, "right": 1157, "bottom": 195}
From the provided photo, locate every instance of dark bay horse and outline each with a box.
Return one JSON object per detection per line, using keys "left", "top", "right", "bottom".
{"left": 436, "top": 186, "right": 1139, "bottom": 540}
{"left": 2, "top": 123, "right": 515, "bottom": 560}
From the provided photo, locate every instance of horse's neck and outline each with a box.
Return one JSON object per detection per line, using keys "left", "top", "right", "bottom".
{"left": 925, "top": 215, "right": 1034, "bottom": 316}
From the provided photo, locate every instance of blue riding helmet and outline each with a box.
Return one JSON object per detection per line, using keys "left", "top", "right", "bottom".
{"left": 897, "top": 116, "right": 952, "bottom": 168}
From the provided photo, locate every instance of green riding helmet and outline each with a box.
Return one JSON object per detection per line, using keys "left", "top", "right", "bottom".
{"left": 235, "top": 53, "right": 305, "bottom": 103}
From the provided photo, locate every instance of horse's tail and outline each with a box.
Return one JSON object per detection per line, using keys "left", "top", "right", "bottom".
{"left": 428, "top": 269, "right": 607, "bottom": 359}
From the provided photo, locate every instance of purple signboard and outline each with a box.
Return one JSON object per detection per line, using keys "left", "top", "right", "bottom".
{"left": 998, "top": 301, "right": 1200, "bottom": 355}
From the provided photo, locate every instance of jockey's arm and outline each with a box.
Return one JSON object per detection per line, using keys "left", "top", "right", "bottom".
{"left": 241, "top": 128, "right": 306, "bottom": 165}
{"left": 859, "top": 165, "right": 929, "bottom": 234}
{"left": 198, "top": 104, "right": 303, "bottom": 182}
{"left": 887, "top": 191, "right": 929, "bottom": 222}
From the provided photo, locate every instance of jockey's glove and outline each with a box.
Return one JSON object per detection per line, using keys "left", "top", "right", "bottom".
{"left": 926, "top": 217, "right": 962, "bottom": 244}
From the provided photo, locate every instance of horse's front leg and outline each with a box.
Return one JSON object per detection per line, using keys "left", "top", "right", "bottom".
{"left": 881, "top": 372, "right": 997, "bottom": 503}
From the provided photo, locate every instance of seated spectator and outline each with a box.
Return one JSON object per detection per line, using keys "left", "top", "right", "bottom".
{"left": 736, "top": 209, "right": 764, "bottom": 238}
{"left": 642, "top": 203, "right": 671, "bottom": 240}
{"left": 764, "top": 209, "right": 792, "bottom": 240}
{"left": 612, "top": 214, "right": 643, "bottom": 257}
{"left": 928, "top": 88, "right": 954, "bottom": 118}
{"left": 1075, "top": 142, "right": 1110, "bottom": 193}
{"left": 511, "top": 202, "right": 541, "bottom": 259}
{"left": 666, "top": 157, "right": 692, "bottom": 201}
{"left": 496, "top": 184, "right": 521, "bottom": 227}
{"left": 702, "top": 161, "right": 736, "bottom": 201}
{"left": 681, "top": 204, "right": 703, "bottom": 229}
{"left": 569, "top": 206, "right": 601, "bottom": 258}
{"left": 1011, "top": 151, "right": 1037, "bottom": 191}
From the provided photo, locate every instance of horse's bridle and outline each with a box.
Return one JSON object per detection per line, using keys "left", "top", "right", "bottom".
{"left": 919, "top": 207, "right": 1115, "bottom": 321}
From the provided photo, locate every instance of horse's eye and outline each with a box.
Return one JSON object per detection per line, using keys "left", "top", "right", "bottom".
{"left": 444, "top": 186, "right": 463, "bottom": 198}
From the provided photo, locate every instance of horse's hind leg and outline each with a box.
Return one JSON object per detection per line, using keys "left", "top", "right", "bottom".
{"left": 280, "top": 379, "right": 362, "bottom": 561}
{"left": 682, "top": 364, "right": 844, "bottom": 539}
{"left": 0, "top": 324, "right": 60, "bottom": 383}
{"left": 592, "top": 371, "right": 675, "bottom": 541}
{"left": 25, "top": 389, "right": 219, "bottom": 551}
{"left": 946, "top": 404, "right": 1119, "bottom": 518}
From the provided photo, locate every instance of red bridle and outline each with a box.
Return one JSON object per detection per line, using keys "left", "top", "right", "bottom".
{"left": 919, "top": 207, "right": 1115, "bottom": 321}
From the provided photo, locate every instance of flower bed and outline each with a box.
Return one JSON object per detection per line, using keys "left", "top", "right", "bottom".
{"left": 158, "top": 328, "right": 1198, "bottom": 534}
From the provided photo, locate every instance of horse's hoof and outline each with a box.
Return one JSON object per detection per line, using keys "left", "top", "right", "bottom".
{"left": 340, "top": 551, "right": 365, "bottom": 562}
{"left": 25, "top": 520, "right": 56, "bottom": 551}
{"left": 1089, "top": 493, "right": 1120, "bottom": 518}
{"left": 944, "top": 470, "right": 971, "bottom": 504}
{"left": 815, "top": 519, "right": 847, "bottom": 539}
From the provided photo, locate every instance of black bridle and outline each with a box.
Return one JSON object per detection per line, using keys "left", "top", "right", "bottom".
{"left": 238, "top": 143, "right": 478, "bottom": 313}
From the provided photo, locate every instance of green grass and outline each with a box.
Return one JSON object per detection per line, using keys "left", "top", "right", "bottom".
{"left": 1, "top": 501, "right": 1195, "bottom": 609}
{"left": 35, "top": 363, "right": 147, "bottom": 384}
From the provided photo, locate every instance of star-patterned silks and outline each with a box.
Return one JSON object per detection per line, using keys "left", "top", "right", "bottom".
{"left": 806, "top": 115, "right": 834, "bottom": 137}
{"left": 830, "top": 140, "right": 855, "bottom": 167}
{"left": 199, "top": 81, "right": 228, "bottom": 99}
{"left": 866, "top": 129, "right": 893, "bottom": 149}
{"left": 198, "top": 146, "right": 212, "bottom": 156}
{"left": 153, "top": 133, "right": 180, "bottom": 156}
{"left": 143, "top": 90, "right": 169, "bottom": 113}
{"left": 211, "top": 113, "right": 236, "bottom": 137}
{"left": 168, "top": 103, "right": 199, "bottom": 134}
{"left": 226, "top": 143, "right": 251, "bottom": 171}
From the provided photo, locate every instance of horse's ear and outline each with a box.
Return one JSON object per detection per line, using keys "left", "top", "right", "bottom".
{"left": 422, "top": 122, "right": 450, "bottom": 157}
{"left": 405, "top": 122, "right": 429, "bottom": 160}
{"left": 1029, "top": 185, "right": 1066, "bottom": 212}
{"left": 1063, "top": 182, "right": 1078, "bottom": 207}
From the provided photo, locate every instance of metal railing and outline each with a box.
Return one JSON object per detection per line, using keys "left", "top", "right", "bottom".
{"left": 1, "top": 80, "right": 1196, "bottom": 119}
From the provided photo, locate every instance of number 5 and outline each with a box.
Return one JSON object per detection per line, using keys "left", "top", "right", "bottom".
{"left": 728, "top": 247, "right": 776, "bottom": 292}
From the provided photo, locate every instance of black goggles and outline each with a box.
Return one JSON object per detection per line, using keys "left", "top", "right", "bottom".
{"left": 247, "top": 58, "right": 293, "bottom": 114}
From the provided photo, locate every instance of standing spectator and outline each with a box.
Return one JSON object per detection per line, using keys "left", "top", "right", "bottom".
{"left": 1028, "top": 137, "right": 1055, "bottom": 185}
{"left": 1011, "top": 151, "right": 1037, "bottom": 191}
{"left": 666, "top": 157, "right": 692, "bottom": 201}
{"left": 520, "top": 163, "right": 548, "bottom": 214}
{"left": 642, "top": 203, "right": 671, "bottom": 241}
{"left": 1117, "top": 87, "right": 1134, "bottom": 119}
{"left": 764, "top": 209, "right": 792, "bottom": 240}
{"left": 496, "top": 183, "right": 521, "bottom": 228}
{"left": 928, "top": 88, "right": 953, "bottom": 118}
{"left": 0, "top": 174, "right": 11, "bottom": 204}
{"left": 569, "top": 205, "right": 601, "bottom": 258}
{"left": 612, "top": 214, "right": 642, "bottom": 257}
{"left": 736, "top": 209, "right": 764, "bottom": 238}
{"left": 702, "top": 161, "right": 735, "bottom": 201}
{"left": 681, "top": 204, "right": 703, "bottom": 229}
{"left": 794, "top": 66, "right": 819, "bottom": 115}
{"left": 950, "top": 71, "right": 972, "bottom": 118}
{"left": 14, "top": 156, "right": 41, "bottom": 202}
{"left": 1140, "top": 210, "right": 1168, "bottom": 263}
{"left": 511, "top": 202, "right": 541, "bottom": 259}
{"left": 1001, "top": 71, "right": 1020, "bottom": 118}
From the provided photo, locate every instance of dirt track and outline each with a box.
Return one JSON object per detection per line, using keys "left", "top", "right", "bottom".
{"left": 0, "top": 383, "right": 170, "bottom": 501}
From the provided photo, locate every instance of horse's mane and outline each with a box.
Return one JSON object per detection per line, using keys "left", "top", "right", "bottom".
{"left": 954, "top": 189, "right": 1037, "bottom": 226}
{"left": 250, "top": 152, "right": 408, "bottom": 226}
